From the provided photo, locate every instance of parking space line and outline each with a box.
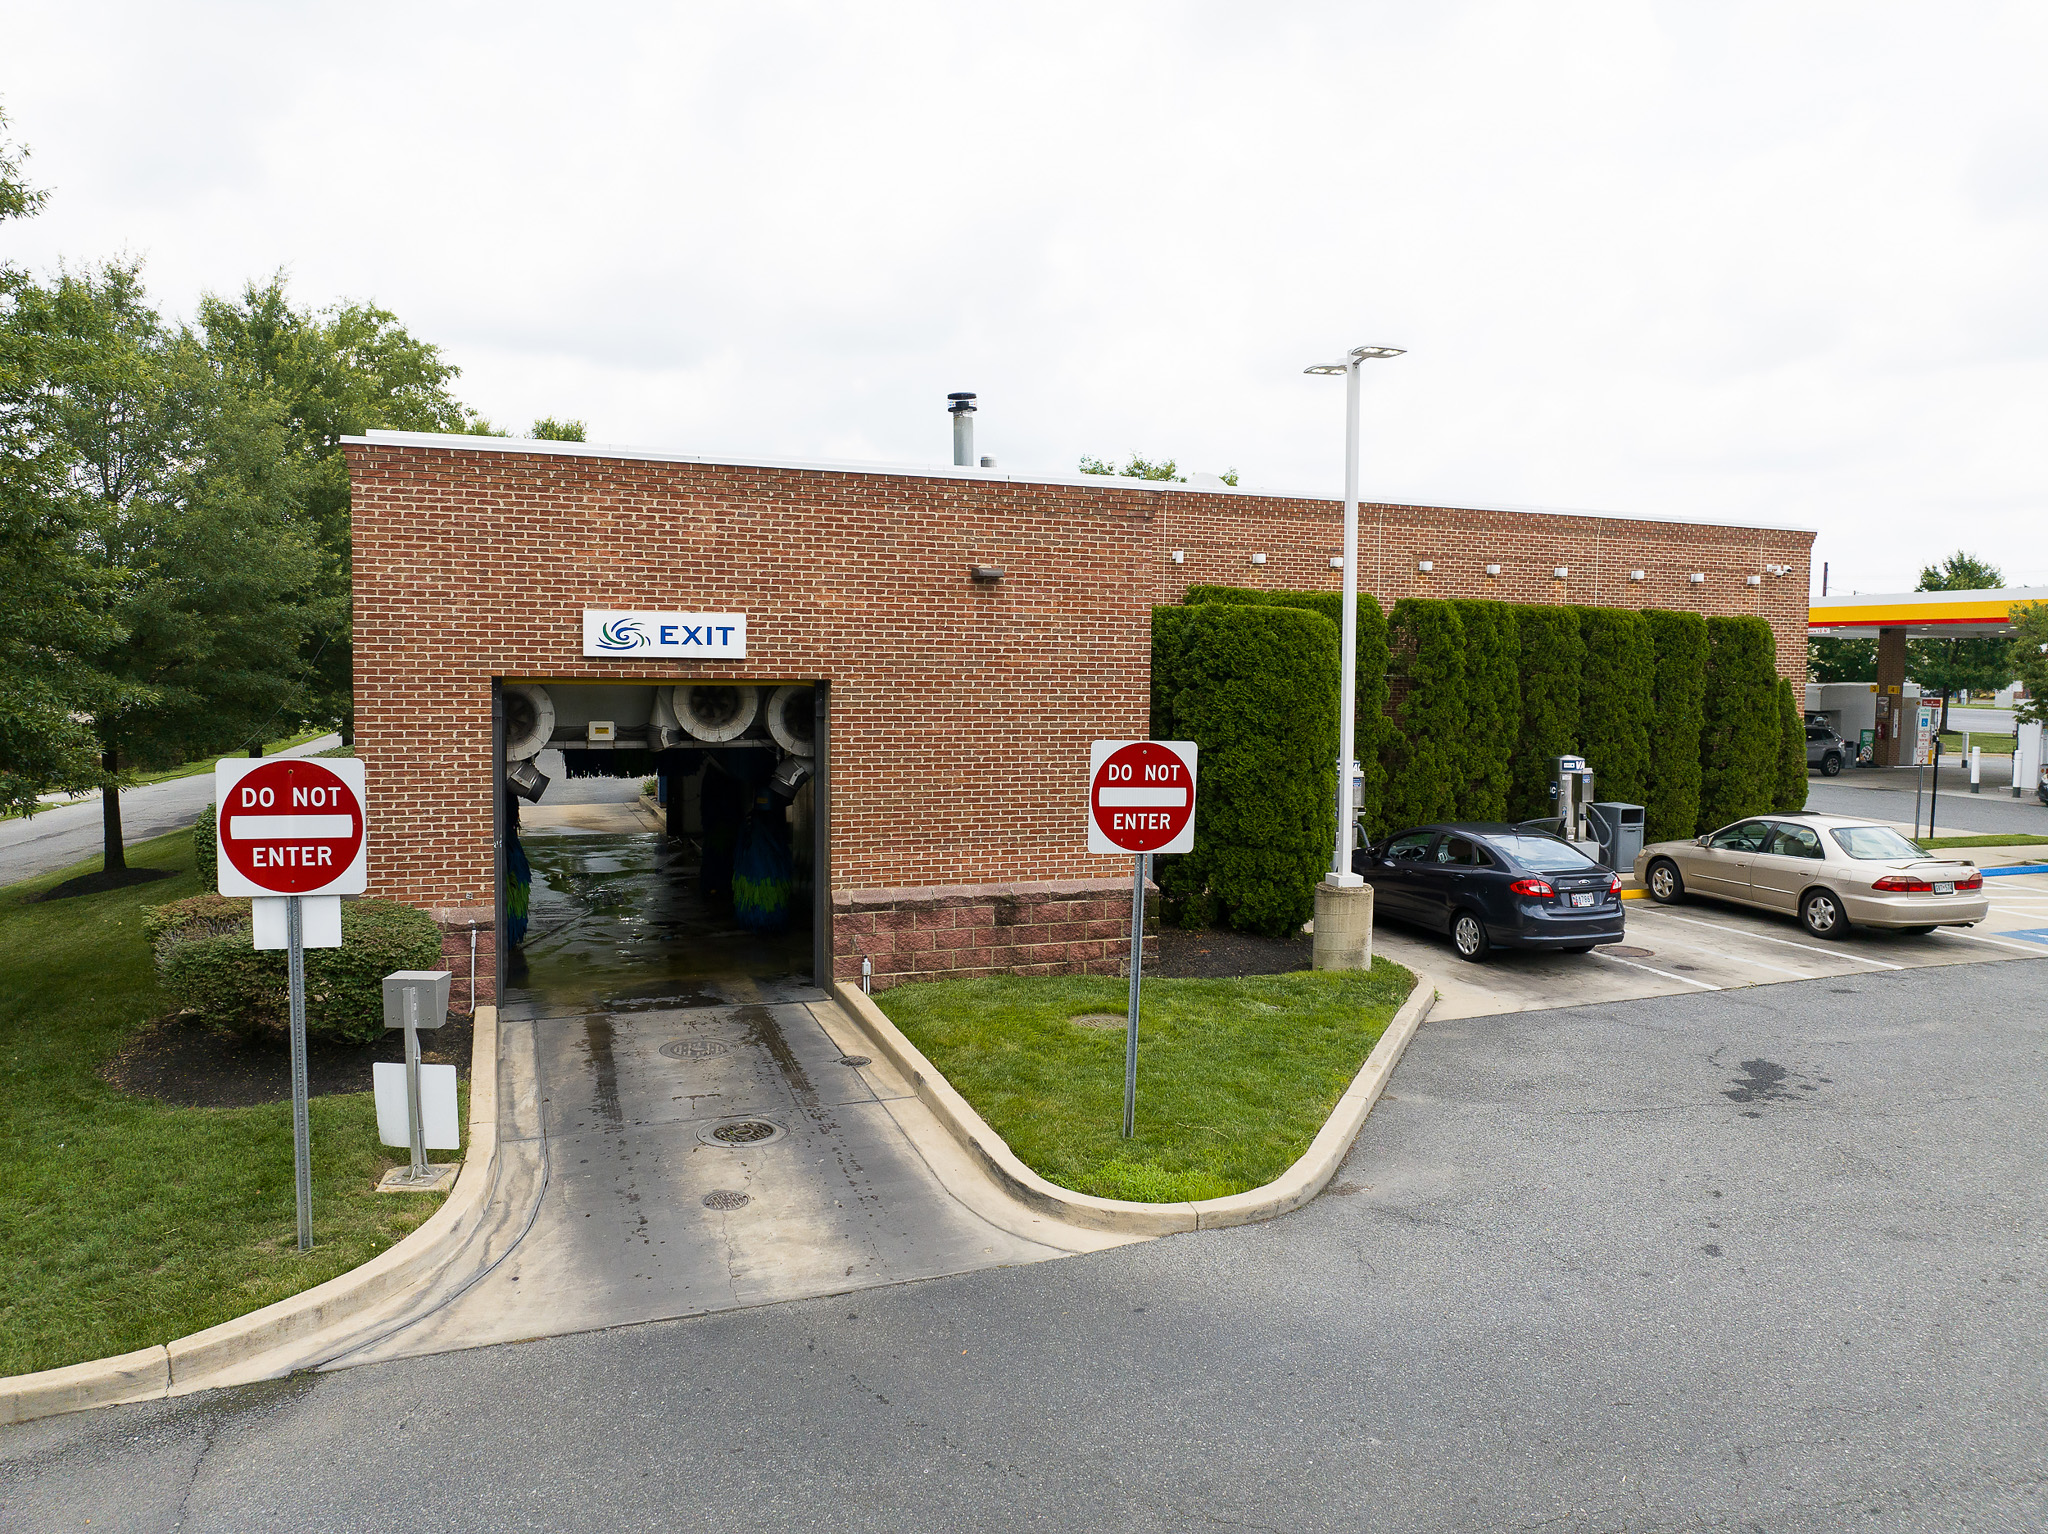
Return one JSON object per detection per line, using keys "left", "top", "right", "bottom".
{"left": 1932, "top": 929, "right": 2048, "bottom": 956}
{"left": 1631, "top": 908, "right": 1905, "bottom": 969}
{"left": 1590, "top": 950, "right": 1721, "bottom": 990}
{"left": 1618, "top": 929, "right": 1816, "bottom": 979}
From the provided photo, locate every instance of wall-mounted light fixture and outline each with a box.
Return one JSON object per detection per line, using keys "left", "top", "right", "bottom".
{"left": 1171, "top": 550, "right": 1185, "bottom": 564}
{"left": 1553, "top": 566, "right": 1569, "bottom": 579}
{"left": 1485, "top": 563, "right": 1501, "bottom": 577}
{"left": 1688, "top": 572, "right": 1706, "bottom": 584}
{"left": 1417, "top": 560, "right": 1434, "bottom": 573}
{"left": 1250, "top": 553, "right": 1267, "bottom": 565}
{"left": 1629, "top": 569, "right": 1646, "bottom": 582}
{"left": 970, "top": 565, "right": 1004, "bottom": 583}
{"left": 1746, "top": 574, "right": 1762, "bottom": 586}
{"left": 1329, "top": 556, "right": 1344, "bottom": 569}
{"left": 1764, "top": 563, "right": 1791, "bottom": 576}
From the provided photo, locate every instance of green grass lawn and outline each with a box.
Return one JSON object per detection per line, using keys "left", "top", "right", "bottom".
{"left": 1920, "top": 833, "right": 2048, "bottom": 850}
{"left": 1935, "top": 731, "right": 2018, "bottom": 755}
{"left": 875, "top": 961, "right": 1414, "bottom": 1203}
{"left": 0, "top": 830, "right": 444, "bottom": 1377}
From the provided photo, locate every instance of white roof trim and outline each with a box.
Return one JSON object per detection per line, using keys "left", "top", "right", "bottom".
{"left": 344, "top": 430, "right": 1817, "bottom": 535}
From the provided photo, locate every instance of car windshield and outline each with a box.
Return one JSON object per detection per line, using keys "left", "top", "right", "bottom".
{"left": 1831, "top": 825, "right": 1925, "bottom": 861}
{"left": 1487, "top": 834, "right": 1599, "bottom": 872}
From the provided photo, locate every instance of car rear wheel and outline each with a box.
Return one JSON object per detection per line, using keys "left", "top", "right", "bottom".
{"left": 1801, "top": 889, "right": 1849, "bottom": 939}
{"left": 1647, "top": 859, "right": 1684, "bottom": 903}
{"left": 1820, "top": 752, "right": 1843, "bottom": 776}
{"left": 1451, "top": 911, "right": 1490, "bottom": 962}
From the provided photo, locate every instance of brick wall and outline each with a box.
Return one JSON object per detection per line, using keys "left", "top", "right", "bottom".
{"left": 346, "top": 440, "right": 1815, "bottom": 976}
{"left": 833, "top": 877, "right": 1154, "bottom": 991}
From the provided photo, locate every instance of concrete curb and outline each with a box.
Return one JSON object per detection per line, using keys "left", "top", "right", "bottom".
{"left": 828, "top": 969, "right": 1437, "bottom": 1237}
{"left": 0, "top": 1006, "right": 502, "bottom": 1427}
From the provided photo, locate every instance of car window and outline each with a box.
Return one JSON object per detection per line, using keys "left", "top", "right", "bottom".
{"left": 1384, "top": 831, "right": 1436, "bottom": 863}
{"left": 1709, "top": 821, "right": 1770, "bottom": 852}
{"left": 1806, "top": 726, "right": 1830, "bottom": 741}
{"left": 1764, "top": 823, "right": 1823, "bottom": 859}
{"left": 1831, "top": 825, "right": 1925, "bottom": 860}
{"left": 1486, "top": 834, "right": 1598, "bottom": 872}
{"left": 1437, "top": 836, "right": 1480, "bottom": 866}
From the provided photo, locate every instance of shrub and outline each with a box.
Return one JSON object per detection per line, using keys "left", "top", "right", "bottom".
{"left": 1509, "top": 606, "right": 1586, "bottom": 820}
{"left": 1576, "top": 607, "right": 1655, "bottom": 808}
{"left": 1449, "top": 600, "right": 1519, "bottom": 821}
{"left": 1643, "top": 611, "right": 1708, "bottom": 842}
{"left": 1150, "top": 603, "right": 1338, "bottom": 936}
{"left": 1774, "top": 677, "right": 1809, "bottom": 811}
{"left": 1383, "top": 599, "right": 1467, "bottom": 828}
{"left": 1181, "top": 585, "right": 1392, "bottom": 837}
{"left": 152, "top": 898, "right": 445, "bottom": 1044}
{"left": 1697, "top": 616, "right": 1781, "bottom": 831}
{"left": 193, "top": 803, "right": 218, "bottom": 888}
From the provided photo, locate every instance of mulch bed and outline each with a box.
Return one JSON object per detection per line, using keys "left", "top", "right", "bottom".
{"left": 101, "top": 1010, "right": 475, "bottom": 1108}
{"left": 32, "top": 867, "right": 175, "bottom": 902}
{"left": 1148, "top": 925, "right": 1312, "bottom": 979}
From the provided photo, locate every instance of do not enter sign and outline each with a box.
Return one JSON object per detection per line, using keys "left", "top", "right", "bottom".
{"left": 1088, "top": 740, "right": 1198, "bottom": 855}
{"left": 215, "top": 757, "right": 368, "bottom": 897}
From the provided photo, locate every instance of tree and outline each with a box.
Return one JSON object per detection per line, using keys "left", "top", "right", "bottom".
{"left": 1080, "top": 454, "right": 1182, "bottom": 481}
{"left": 531, "top": 417, "right": 586, "bottom": 441}
{"left": 1808, "top": 636, "right": 1876, "bottom": 683}
{"left": 1383, "top": 599, "right": 1466, "bottom": 827}
{"left": 1643, "top": 611, "right": 1708, "bottom": 842}
{"left": 1697, "top": 617, "right": 1780, "bottom": 831}
{"left": 2011, "top": 602, "right": 2048, "bottom": 728}
{"left": 1773, "top": 678, "right": 1808, "bottom": 812}
{"left": 1576, "top": 608, "right": 1655, "bottom": 808}
{"left": 1908, "top": 551, "right": 2011, "bottom": 731}
{"left": 1509, "top": 606, "right": 1585, "bottom": 821}
{"left": 1450, "top": 600, "right": 1518, "bottom": 821}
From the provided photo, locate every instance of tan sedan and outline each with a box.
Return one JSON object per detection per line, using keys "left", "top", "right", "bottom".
{"left": 1633, "top": 813, "right": 1990, "bottom": 939}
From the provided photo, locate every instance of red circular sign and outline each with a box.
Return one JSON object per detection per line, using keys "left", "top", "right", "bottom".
{"left": 219, "top": 760, "right": 365, "bottom": 893}
{"left": 1091, "top": 742, "right": 1196, "bottom": 852}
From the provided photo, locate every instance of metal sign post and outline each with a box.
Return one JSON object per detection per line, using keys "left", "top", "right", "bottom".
{"left": 403, "top": 987, "right": 428, "bottom": 1182}
{"left": 286, "top": 894, "right": 312, "bottom": 1251}
{"left": 1088, "top": 740, "right": 1199, "bottom": 1140}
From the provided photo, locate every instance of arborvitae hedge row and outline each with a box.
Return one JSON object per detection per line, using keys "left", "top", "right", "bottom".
{"left": 1384, "top": 598, "right": 1467, "bottom": 827}
{"left": 1576, "top": 607, "right": 1655, "bottom": 808}
{"left": 1697, "top": 615, "right": 1781, "bottom": 831}
{"left": 1643, "top": 610, "right": 1708, "bottom": 841}
{"left": 1149, "top": 602, "right": 1338, "bottom": 936}
{"left": 1509, "top": 606, "right": 1585, "bottom": 820}
{"left": 1181, "top": 585, "right": 1391, "bottom": 837}
{"left": 1449, "top": 600, "right": 1519, "bottom": 822}
{"left": 1774, "top": 677, "right": 1809, "bottom": 812}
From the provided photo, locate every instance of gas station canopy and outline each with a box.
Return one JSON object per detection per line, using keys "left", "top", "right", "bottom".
{"left": 1808, "top": 586, "right": 2048, "bottom": 639}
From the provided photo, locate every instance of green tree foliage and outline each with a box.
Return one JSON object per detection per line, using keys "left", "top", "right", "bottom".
{"left": 530, "top": 417, "right": 586, "bottom": 441}
{"left": 1907, "top": 551, "right": 2012, "bottom": 729}
{"left": 1508, "top": 606, "right": 1585, "bottom": 821}
{"left": 2010, "top": 602, "right": 2048, "bottom": 728}
{"left": 1150, "top": 603, "right": 1338, "bottom": 936}
{"left": 1181, "top": 585, "right": 1392, "bottom": 836}
{"left": 1697, "top": 616, "right": 1781, "bottom": 831}
{"left": 1774, "top": 677, "right": 1808, "bottom": 812}
{"left": 1808, "top": 636, "right": 1876, "bottom": 683}
{"left": 1080, "top": 454, "right": 1183, "bottom": 481}
{"left": 1643, "top": 610, "right": 1708, "bottom": 842}
{"left": 1576, "top": 607, "right": 1655, "bottom": 808}
{"left": 1383, "top": 599, "right": 1467, "bottom": 828}
{"left": 1449, "top": 600, "right": 1518, "bottom": 821}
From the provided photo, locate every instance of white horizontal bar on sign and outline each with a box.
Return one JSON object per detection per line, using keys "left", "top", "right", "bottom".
{"left": 1097, "top": 787, "right": 1188, "bottom": 808}
{"left": 230, "top": 814, "right": 355, "bottom": 839}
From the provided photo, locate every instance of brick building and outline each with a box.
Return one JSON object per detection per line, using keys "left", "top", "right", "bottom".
{"left": 344, "top": 431, "right": 1815, "bottom": 998}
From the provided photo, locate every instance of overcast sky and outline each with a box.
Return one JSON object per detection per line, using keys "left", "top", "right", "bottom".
{"left": 8, "top": 2, "right": 2045, "bottom": 594}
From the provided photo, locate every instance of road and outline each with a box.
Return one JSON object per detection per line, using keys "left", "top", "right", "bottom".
{"left": 7, "top": 960, "right": 2043, "bottom": 1531}
{"left": 1806, "top": 759, "right": 2047, "bottom": 836}
{"left": 0, "top": 737, "right": 341, "bottom": 888}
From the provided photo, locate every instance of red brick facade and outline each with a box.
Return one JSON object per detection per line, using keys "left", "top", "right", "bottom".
{"left": 835, "top": 877, "right": 1155, "bottom": 991}
{"left": 345, "top": 436, "right": 1814, "bottom": 989}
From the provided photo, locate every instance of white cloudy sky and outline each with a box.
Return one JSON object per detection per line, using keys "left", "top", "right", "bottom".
{"left": 7, "top": 2, "right": 2046, "bottom": 594}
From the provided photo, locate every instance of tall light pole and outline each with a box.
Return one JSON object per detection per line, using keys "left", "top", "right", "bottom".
{"left": 1304, "top": 344, "right": 1404, "bottom": 885}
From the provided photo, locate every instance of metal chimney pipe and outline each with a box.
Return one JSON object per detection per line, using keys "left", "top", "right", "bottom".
{"left": 947, "top": 392, "right": 977, "bottom": 466}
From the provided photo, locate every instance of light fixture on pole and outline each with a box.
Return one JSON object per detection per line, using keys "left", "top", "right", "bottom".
{"left": 1305, "top": 344, "right": 1405, "bottom": 885}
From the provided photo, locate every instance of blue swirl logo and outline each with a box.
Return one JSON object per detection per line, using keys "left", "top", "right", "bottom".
{"left": 596, "top": 618, "right": 646, "bottom": 651}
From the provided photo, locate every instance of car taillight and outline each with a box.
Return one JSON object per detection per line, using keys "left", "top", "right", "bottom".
{"left": 1955, "top": 871, "right": 1982, "bottom": 890}
{"left": 1871, "top": 875, "right": 1932, "bottom": 892}
{"left": 1608, "top": 873, "right": 1622, "bottom": 893}
{"left": 1509, "top": 877, "right": 1555, "bottom": 897}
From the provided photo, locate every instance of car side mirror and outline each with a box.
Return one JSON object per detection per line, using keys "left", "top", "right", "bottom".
{"left": 1695, "top": 835, "right": 1710, "bottom": 847}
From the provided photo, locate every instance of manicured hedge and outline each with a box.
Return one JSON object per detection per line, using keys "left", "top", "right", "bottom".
{"left": 1383, "top": 598, "right": 1467, "bottom": 827}
{"left": 1697, "top": 616, "right": 1781, "bottom": 831}
{"left": 1577, "top": 607, "right": 1655, "bottom": 809}
{"left": 148, "top": 894, "right": 445, "bottom": 1044}
{"left": 1150, "top": 603, "right": 1339, "bottom": 935}
{"left": 1182, "top": 584, "right": 1391, "bottom": 836}
{"left": 1643, "top": 611, "right": 1708, "bottom": 842}
{"left": 1509, "top": 606, "right": 1586, "bottom": 820}
{"left": 1449, "top": 600, "right": 1519, "bottom": 822}
{"left": 1774, "top": 677, "right": 1809, "bottom": 812}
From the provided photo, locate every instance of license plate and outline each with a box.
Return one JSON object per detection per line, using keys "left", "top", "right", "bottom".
{"left": 1933, "top": 881, "right": 1954, "bottom": 895}
{"left": 1571, "top": 893, "right": 1596, "bottom": 908}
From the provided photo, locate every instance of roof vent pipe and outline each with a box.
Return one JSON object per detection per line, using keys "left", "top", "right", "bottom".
{"left": 947, "top": 392, "right": 977, "bottom": 466}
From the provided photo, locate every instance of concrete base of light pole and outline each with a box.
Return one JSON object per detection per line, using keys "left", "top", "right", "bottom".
{"left": 1312, "top": 881, "right": 1374, "bottom": 972}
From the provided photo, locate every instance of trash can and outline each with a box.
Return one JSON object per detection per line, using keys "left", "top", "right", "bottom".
{"left": 1587, "top": 803, "right": 1645, "bottom": 872}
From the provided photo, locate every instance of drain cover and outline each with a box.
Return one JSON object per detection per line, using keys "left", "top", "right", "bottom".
{"left": 838, "top": 1055, "right": 871, "bottom": 1067}
{"left": 702, "top": 1189, "right": 751, "bottom": 1210}
{"left": 1597, "top": 945, "right": 1655, "bottom": 959}
{"left": 702, "top": 1118, "right": 785, "bottom": 1146}
{"left": 660, "top": 1038, "right": 732, "bottom": 1060}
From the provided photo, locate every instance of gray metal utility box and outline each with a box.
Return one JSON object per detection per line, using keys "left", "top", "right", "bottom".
{"left": 1587, "top": 803, "right": 1646, "bottom": 873}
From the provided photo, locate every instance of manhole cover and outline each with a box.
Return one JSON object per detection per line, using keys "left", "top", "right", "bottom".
{"left": 701, "top": 1119, "right": 785, "bottom": 1146}
{"left": 1597, "top": 945, "right": 1654, "bottom": 959}
{"left": 702, "top": 1189, "right": 751, "bottom": 1210}
{"left": 838, "top": 1055, "right": 871, "bottom": 1067}
{"left": 1070, "top": 1013, "right": 1126, "bottom": 1030}
{"left": 660, "top": 1038, "right": 732, "bottom": 1060}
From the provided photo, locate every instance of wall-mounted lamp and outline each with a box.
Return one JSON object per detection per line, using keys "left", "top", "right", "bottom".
{"left": 1485, "top": 563, "right": 1501, "bottom": 577}
{"left": 1171, "top": 550, "right": 1185, "bottom": 564}
{"left": 1329, "top": 556, "right": 1344, "bottom": 569}
{"left": 1250, "top": 553, "right": 1267, "bottom": 565}
{"left": 1688, "top": 572, "right": 1706, "bottom": 584}
{"left": 1553, "top": 566, "right": 1569, "bottom": 579}
{"left": 1416, "top": 560, "right": 1434, "bottom": 573}
{"left": 1629, "top": 569, "right": 1645, "bottom": 582}
{"left": 970, "top": 565, "right": 1004, "bottom": 583}
{"left": 1745, "top": 574, "right": 1762, "bottom": 587}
